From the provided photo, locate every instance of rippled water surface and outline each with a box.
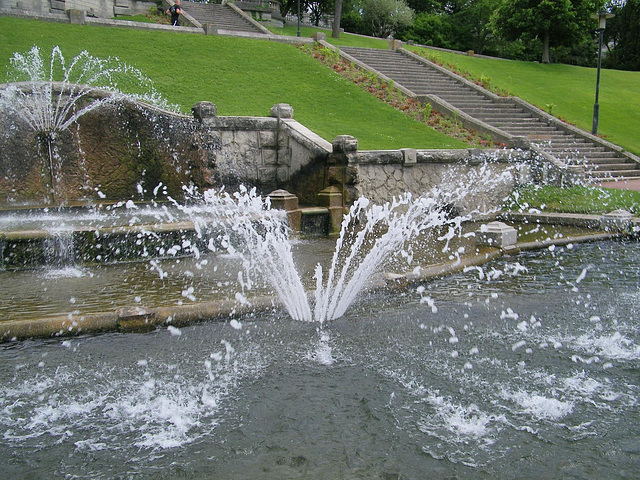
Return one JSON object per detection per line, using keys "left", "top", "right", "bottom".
{"left": 1, "top": 240, "right": 638, "bottom": 479}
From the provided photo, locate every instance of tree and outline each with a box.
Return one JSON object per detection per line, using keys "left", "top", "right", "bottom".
{"left": 604, "top": 0, "right": 640, "bottom": 70}
{"left": 280, "top": 0, "right": 334, "bottom": 24}
{"left": 492, "top": 0, "right": 606, "bottom": 63}
{"left": 453, "top": 0, "right": 499, "bottom": 54}
{"left": 401, "top": 0, "right": 499, "bottom": 54}
{"left": 402, "top": 12, "right": 452, "bottom": 47}
{"left": 361, "top": 0, "right": 415, "bottom": 37}
{"left": 332, "top": 0, "right": 343, "bottom": 38}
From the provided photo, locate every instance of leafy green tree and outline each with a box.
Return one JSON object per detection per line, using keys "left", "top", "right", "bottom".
{"left": 404, "top": 0, "right": 447, "bottom": 13}
{"left": 280, "top": 0, "right": 334, "bottom": 24}
{"left": 451, "top": 0, "right": 499, "bottom": 54}
{"left": 402, "top": 12, "right": 452, "bottom": 47}
{"left": 361, "top": 0, "right": 415, "bottom": 37}
{"left": 604, "top": 0, "right": 640, "bottom": 70}
{"left": 492, "top": 0, "right": 606, "bottom": 63}
{"left": 401, "top": 0, "right": 499, "bottom": 54}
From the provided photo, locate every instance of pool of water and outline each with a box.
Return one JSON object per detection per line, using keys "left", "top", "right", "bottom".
{"left": 1, "top": 240, "right": 638, "bottom": 479}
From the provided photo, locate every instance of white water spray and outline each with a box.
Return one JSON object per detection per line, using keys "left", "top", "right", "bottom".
{"left": 0, "top": 45, "right": 175, "bottom": 134}
{"left": 203, "top": 163, "right": 514, "bottom": 323}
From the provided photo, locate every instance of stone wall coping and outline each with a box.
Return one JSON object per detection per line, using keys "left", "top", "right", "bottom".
{"left": 86, "top": 16, "right": 203, "bottom": 33}
{"left": 208, "top": 115, "right": 278, "bottom": 130}
{"left": 499, "top": 211, "right": 640, "bottom": 229}
{"left": 351, "top": 148, "right": 529, "bottom": 165}
{"left": 280, "top": 118, "right": 332, "bottom": 155}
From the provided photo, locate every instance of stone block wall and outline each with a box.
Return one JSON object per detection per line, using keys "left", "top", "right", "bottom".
{"left": 0, "top": 0, "right": 156, "bottom": 18}
{"left": 0, "top": 87, "right": 532, "bottom": 210}
{"left": 0, "top": 94, "right": 332, "bottom": 207}
{"left": 325, "top": 136, "right": 532, "bottom": 215}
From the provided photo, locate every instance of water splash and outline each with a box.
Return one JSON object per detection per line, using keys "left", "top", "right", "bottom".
{"left": 0, "top": 45, "right": 176, "bottom": 133}
{"left": 203, "top": 163, "right": 514, "bottom": 323}
{"left": 0, "top": 45, "right": 176, "bottom": 203}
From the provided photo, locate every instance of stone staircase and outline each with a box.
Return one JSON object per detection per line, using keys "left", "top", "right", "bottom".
{"left": 179, "top": 1, "right": 267, "bottom": 35}
{"left": 340, "top": 46, "right": 640, "bottom": 183}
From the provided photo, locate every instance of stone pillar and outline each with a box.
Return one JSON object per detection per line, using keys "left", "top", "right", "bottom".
{"left": 312, "top": 32, "right": 326, "bottom": 42}
{"left": 327, "top": 135, "right": 359, "bottom": 205}
{"left": 268, "top": 189, "right": 302, "bottom": 231}
{"left": 203, "top": 23, "right": 219, "bottom": 35}
{"left": 192, "top": 101, "right": 217, "bottom": 124}
{"left": 317, "top": 185, "right": 344, "bottom": 234}
{"left": 270, "top": 103, "right": 294, "bottom": 119}
{"left": 67, "top": 9, "right": 86, "bottom": 24}
{"left": 387, "top": 35, "right": 402, "bottom": 51}
{"left": 476, "top": 221, "right": 517, "bottom": 247}
{"left": 600, "top": 209, "right": 633, "bottom": 232}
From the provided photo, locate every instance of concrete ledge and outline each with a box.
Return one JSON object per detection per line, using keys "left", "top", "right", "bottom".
{"left": 1, "top": 226, "right": 633, "bottom": 342}
{"left": 280, "top": 118, "right": 332, "bottom": 156}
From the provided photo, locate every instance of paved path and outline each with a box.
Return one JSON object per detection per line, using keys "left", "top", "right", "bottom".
{"left": 597, "top": 179, "right": 640, "bottom": 191}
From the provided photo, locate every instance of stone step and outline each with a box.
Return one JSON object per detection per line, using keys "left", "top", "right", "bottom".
{"left": 340, "top": 47, "right": 640, "bottom": 180}
{"left": 180, "top": 2, "right": 265, "bottom": 33}
{"left": 475, "top": 112, "right": 536, "bottom": 121}
{"left": 543, "top": 145, "right": 607, "bottom": 153}
{"left": 586, "top": 162, "right": 638, "bottom": 170}
{"left": 587, "top": 169, "right": 640, "bottom": 178}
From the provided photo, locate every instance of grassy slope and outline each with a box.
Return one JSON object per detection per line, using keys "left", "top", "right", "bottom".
{"left": 507, "top": 185, "right": 640, "bottom": 215}
{"left": 407, "top": 47, "right": 640, "bottom": 156}
{"left": 268, "top": 27, "right": 640, "bottom": 156}
{"left": 0, "top": 17, "right": 467, "bottom": 150}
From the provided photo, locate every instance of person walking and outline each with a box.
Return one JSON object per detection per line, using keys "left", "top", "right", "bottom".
{"left": 166, "top": 0, "right": 183, "bottom": 26}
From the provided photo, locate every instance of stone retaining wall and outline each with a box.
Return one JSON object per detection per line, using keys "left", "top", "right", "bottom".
{"left": 0, "top": 84, "right": 533, "bottom": 210}
{"left": 325, "top": 136, "right": 533, "bottom": 214}
{"left": 0, "top": 0, "right": 156, "bottom": 18}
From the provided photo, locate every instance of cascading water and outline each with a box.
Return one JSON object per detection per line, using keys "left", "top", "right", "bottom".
{"left": 0, "top": 45, "right": 176, "bottom": 203}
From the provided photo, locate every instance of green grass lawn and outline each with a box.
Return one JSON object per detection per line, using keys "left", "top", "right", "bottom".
{"left": 407, "top": 46, "right": 640, "bottom": 156}
{"left": 268, "top": 25, "right": 389, "bottom": 49}
{"left": 0, "top": 17, "right": 466, "bottom": 150}
{"left": 506, "top": 185, "right": 640, "bottom": 215}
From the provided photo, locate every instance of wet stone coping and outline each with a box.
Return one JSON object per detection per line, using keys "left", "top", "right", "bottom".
{"left": 0, "top": 211, "right": 635, "bottom": 342}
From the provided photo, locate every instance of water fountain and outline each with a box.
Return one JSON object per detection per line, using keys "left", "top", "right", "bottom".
{"left": 0, "top": 46, "right": 638, "bottom": 480}
{"left": 0, "top": 46, "right": 177, "bottom": 205}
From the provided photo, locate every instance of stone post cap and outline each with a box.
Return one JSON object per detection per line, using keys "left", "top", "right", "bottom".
{"left": 67, "top": 9, "right": 86, "bottom": 24}
{"left": 332, "top": 135, "right": 358, "bottom": 153}
{"left": 192, "top": 101, "right": 217, "bottom": 121}
{"left": 476, "top": 221, "right": 517, "bottom": 247}
{"left": 270, "top": 103, "right": 294, "bottom": 118}
{"left": 401, "top": 148, "right": 417, "bottom": 165}
{"left": 600, "top": 209, "right": 633, "bottom": 231}
{"left": 312, "top": 32, "right": 326, "bottom": 41}
{"left": 268, "top": 189, "right": 299, "bottom": 211}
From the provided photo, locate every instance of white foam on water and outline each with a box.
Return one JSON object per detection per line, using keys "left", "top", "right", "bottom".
{"left": 502, "top": 389, "right": 574, "bottom": 421}
{"left": 0, "top": 340, "right": 267, "bottom": 452}
{"left": 573, "top": 331, "right": 640, "bottom": 361}
{"left": 306, "top": 332, "right": 335, "bottom": 366}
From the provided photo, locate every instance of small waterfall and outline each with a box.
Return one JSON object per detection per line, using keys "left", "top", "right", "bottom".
{"left": 43, "top": 230, "right": 76, "bottom": 267}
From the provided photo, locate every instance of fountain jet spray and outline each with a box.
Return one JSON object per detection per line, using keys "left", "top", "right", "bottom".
{"left": 202, "top": 162, "right": 515, "bottom": 323}
{"left": 0, "top": 45, "right": 176, "bottom": 204}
